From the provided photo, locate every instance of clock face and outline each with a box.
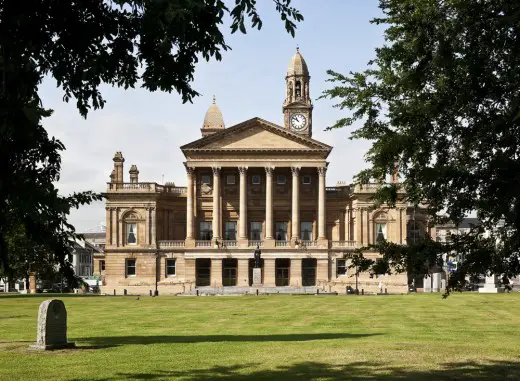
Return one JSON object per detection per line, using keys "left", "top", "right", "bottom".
{"left": 290, "top": 113, "right": 307, "bottom": 131}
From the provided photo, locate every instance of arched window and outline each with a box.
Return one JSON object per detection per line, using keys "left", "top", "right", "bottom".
{"left": 124, "top": 211, "right": 139, "bottom": 246}
{"left": 295, "top": 81, "right": 301, "bottom": 98}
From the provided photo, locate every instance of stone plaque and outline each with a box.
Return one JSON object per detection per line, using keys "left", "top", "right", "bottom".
{"left": 31, "top": 299, "right": 75, "bottom": 350}
{"left": 252, "top": 268, "right": 262, "bottom": 287}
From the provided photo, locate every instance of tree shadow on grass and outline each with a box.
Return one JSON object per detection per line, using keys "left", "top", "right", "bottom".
{"left": 70, "top": 360, "right": 520, "bottom": 381}
{"left": 76, "top": 333, "right": 379, "bottom": 348}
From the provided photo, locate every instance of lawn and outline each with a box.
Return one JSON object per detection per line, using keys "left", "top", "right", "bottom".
{"left": 1, "top": 293, "right": 520, "bottom": 380}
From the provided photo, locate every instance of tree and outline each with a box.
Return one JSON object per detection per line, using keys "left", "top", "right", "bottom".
{"left": 0, "top": 0, "right": 303, "bottom": 277}
{"left": 321, "top": 0, "right": 520, "bottom": 293}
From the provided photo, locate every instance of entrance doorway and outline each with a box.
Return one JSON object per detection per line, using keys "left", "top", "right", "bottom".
{"left": 275, "top": 259, "right": 290, "bottom": 286}
{"left": 222, "top": 259, "right": 237, "bottom": 286}
{"left": 196, "top": 258, "right": 211, "bottom": 286}
{"left": 248, "top": 259, "right": 264, "bottom": 286}
{"left": 302, "top": 258, "right": 317, "bottom": 286}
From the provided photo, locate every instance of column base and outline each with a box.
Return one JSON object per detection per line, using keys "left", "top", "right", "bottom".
{"left": 185, "top": 238, "right": 196, "bottom": 249}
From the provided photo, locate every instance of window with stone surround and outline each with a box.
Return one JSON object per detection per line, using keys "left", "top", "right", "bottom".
{"left": 166, "top": 259, "right": 176, "bottom": 277}
{"left": 302, "top": 175, "right": 311, "bottom": 184}
{"left": 199, "top": 221, "right": 213, "bottom": 240}
{"left": 252, "top": 175, "right": 261, "bottom": 185}
{"left": 275, "top": 222, "right": 288, "bottom": 241}
{"left": 375, "top": 223, "right": 387, "bottom": 243}
{"left": 224, "top": 221, "right": 237, "bottom": 240}
{"left": 300, "top": 222, "right": 313, "bottom": 240}
{"left": 126, "top": 223, "right": 137, "bottom": 245}
{"left": 250, "top": 222, "right": 262, "bottom": 240}
{"left": 201, "top": 174, "right": 211, "bottom": 185}
{"left": 337, "top": 259, "right": 347, "bottom": 276}
{"left": 277, "top": 175, "right": 286, "bottom": 184}
{"left": 126, "top": 259, "right": 136, "bottom": 277}
{"left": 100, "top": 260, "right": 105, "bottom": 272}
{"left": 226, "top": 174, "right": 236, "bottom": 185}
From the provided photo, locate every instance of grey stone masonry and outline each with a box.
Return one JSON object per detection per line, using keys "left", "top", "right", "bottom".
{"left": 30, "top": 299, "right": 75, "bottom": 350}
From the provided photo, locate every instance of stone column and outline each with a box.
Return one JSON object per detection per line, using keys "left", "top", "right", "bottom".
{"left": 211, "top": 259, "right": 223, "bottom": 287}
{"left": 290, "top": 259, "right": 302, "bottom": 287}
{"left": 265, "top": 167, "right": 274, "bottom": 240}
{"left": 291, "top": 167, "right": 300, "bottom": 240}
{"left": 212, "top": 167, "right": 221, "bottom": 240}
{"left": 238, "top": 167, "right": 248, "bottom": 240}
{"left": 263, "top": 258, "right": 276, "bottom": 287}
{"left": 318, "top": 167, "right": 327, "bottom": 240}
{"left": 432, "top": 272, "right": 442, "bottom": 292}
{"left": 237, "top": 259, "right": 249, "bottom": 287}
{"left": 185, "top": 166, "right": 194, "bottom": 239}
{"left": 345, "top": 208, "right": 351, "bottom": 241}
{"left": 151, "top": 207, "right": 156, "bottom": 246}
{"left": 29, "top": 272, "right": 37, "bottom": 294}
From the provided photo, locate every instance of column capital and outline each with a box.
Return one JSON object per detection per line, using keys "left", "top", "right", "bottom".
{"left": 184, "top": 163, "right": 195, "bottom": 174}
{"left": 265, "top": 166, "right": 275, "bottom": 175}
{"left": 291, "top": 166, "right": 301, "bottom": 175}
{"left": 211, "top": 166, "right": 221, "bottom": 175}
{"left": 317, "top": 167, "right": 327, "bottom": 176}
{"left": 238, "top": 166, "right": 248, "bottom": 175}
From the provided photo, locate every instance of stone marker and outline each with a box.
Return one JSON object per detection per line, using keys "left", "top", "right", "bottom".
{"left": 252, "top": 268, "right": 262, "bottom": 287}
{"left": 30, "top": 299, "right": 75, "bottom": 350}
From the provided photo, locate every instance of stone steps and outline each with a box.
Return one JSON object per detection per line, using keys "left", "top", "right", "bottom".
{"left": 184, "top": 286, "right": 338, "bottom": 296}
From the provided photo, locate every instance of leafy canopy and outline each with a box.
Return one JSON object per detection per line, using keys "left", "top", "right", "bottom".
{"left": 321, "top": 0, "right": 520, "bottom": 292}
{"left": 0, "top": 0, "right": 303, "bottom": 277}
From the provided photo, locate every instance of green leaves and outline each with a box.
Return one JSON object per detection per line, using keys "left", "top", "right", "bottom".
{"left": 322, "top": 0, "right": 520, "bottom": 294}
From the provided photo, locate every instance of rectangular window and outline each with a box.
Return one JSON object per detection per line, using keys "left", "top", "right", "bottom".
{"left": 199, "top": 221, "right": 213, "bottom": 240}
{"left": 226, "top": 175, "right": 236, "bottom": 185}
{"left": 166, "top": 259, "right": 176, "bottom": 276}
{"left": 252, "top": 175, "right": 261, "bottom": 185}
{"left": 301, "top": 222, "right": 313, "bottom": 240}
{"left": 250, "top": 222, "right": 262, "bottom": 240}
{"left": 302, "top": 175, "right": 311, "bottom": 184}
{"left": 277, "top": 175, "right": 286, "bottom": 185}
{"left": 126, "top": 259, "right": 136, "bottom": 277}
{"left": 337, "top": 259, "right": 347, "bottom": 276}
{"left": 201, "top": 174, "right": 211, "bottom": 185}
{"left": 224, "top": 221, "right": 237, "bottom": 240}
{"left": 100, "top": 260, "right": 106, "bottom": 272}
{"left": 126, "top": 223, "right": 137, "bottom": 245}
{"left": 375, "top": 223, "right": 387, "bottom": 242}
{"left": 275, "top": 222, "right": 288, "bottom": 241}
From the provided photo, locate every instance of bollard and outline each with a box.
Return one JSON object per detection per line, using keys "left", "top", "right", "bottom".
{"left": 149, "top": 290, "right": 152, "bottom": 296}
{"left": 361, "top": 289, "right": 364, "bottom": 295}
{"left": 355, "top": 288, "right": 359, "bottom": 295}
{"left": 113, "top": 289, "right": 116, "bottom": 296}
{"left": 154, "top": 290, "right": 159, "bottom": 296}
{"left": 196, "top": 289, "right": 199, "bottom": 296}
{"left": 256, "top": 289, "right": 259, "bottom": 296}
{"left": 124, "top": 289, "right": 127, "bottom": 296}
{"left": 385, "top": 288, "right": 388, "bottom": 295}
{"left": 317, "top": 289, "right": 320, "bottom": 294}
{"left": 346, "top": 286, "right": 348, "bottom": 294}
{"left": 329, "top": 285, "right": 331, "bottom": 292}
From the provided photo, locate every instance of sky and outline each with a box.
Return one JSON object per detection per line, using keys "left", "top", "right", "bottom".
{"left": 40, "top": 1, "right": 386, "bottom": 232}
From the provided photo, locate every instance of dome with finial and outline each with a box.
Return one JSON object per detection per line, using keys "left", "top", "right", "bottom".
{"left": 287, "top": 46, "right": 309, "bottom": 77}
{"left": 202, "top": 96, "right": 224, "bottom": 126}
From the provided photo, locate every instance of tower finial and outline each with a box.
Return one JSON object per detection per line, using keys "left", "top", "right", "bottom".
{"left": 212, "top": 95, "right": 216, "bottom": 104}
{"left": 296, "top": 45, "right": 299, "bottom": 53}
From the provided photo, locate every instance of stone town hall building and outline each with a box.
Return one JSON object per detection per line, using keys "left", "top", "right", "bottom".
{"left": 96, "top": 49, "right": 431, "bottom": 295}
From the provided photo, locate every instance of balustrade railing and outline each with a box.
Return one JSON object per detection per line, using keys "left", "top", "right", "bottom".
{"left": 158, "top": 240, "right": 185, "bottom": 248}
{"left": 331, "top": 240, "right": 357, "bottom": 248}
{"left": 221, "top": 240, "right": 238, "bottom": 248}
{"left": 248, "top": 240, "right": 263, "bottom": 247}
{"left": 300, "top": 240, "right": 318, "bottom": 247}
{"left": 107, "top": 182, "right": 186, "bottom": 194}
{"left": 195, "top": 240, "right": 212, "bottom": 247}
{"left": 275, "top": 240, "right": 290, "bottom": 247}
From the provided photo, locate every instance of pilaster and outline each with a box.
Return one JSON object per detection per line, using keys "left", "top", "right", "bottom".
{"left": 239, "top": 167, "right": 248, "bottom": 239}
{"left": 265, "top": 166, "right": 274, "bottom": 240}
{"left": 210, "top": 259, "right": 223, "bottom": 287}
{"left": 263, "top": 258, "right": 276, "bottom": 287}
{"left": 237, "top": 259, "right": 250, "bottom": 287}
{"left": 291, "top": 167, "right": 300, "bottom": 241}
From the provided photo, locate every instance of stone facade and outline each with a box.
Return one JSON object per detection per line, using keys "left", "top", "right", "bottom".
{"left": 99, "top": 49, "right": 432, "bottom": 295}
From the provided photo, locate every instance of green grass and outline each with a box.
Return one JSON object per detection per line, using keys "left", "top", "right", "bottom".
{"left": 1, "top": 293, "right": 520, "bottom": 380}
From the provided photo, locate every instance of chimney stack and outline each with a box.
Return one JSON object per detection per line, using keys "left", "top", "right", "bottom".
{"left": 129, "top": 165, "right": 139, "bottom": 184}
{"left": 112, "top": 152, "right": 125, "bottom": 183}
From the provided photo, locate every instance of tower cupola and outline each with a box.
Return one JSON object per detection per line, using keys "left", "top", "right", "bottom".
{"left": 201, "top": 96, "right": 225, "bottom": 137}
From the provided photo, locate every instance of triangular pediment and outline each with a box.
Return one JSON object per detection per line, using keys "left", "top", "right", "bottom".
{"left": 181, "top": 117, "right": 332, "bottom": 154}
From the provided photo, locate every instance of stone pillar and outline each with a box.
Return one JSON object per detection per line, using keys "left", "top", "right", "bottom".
{"left": 290, "top": 259, "right": 302, "bottom": 287}
{"left": 265, "top": 167, "right": 274, "bottom": 240}
{"left": 318, "top": 167, "right": 327, "bottom": 239}
{"left": 432, "top": 272, "right": 442, "bottom": 292}
{"left": 237, "top": 259, "right": 249, "bottom": 287}
{"left": 29, "top": 272, "right": 37, "bottom": 294}
{"left": 210, "top": 259, "right": 223, "bottom": 287}
{"left": 151, "top": 207, "right": 156, "bottom": 246}
{"left": 239, "top": 167, "right": 248, "bottom": 240}
{"left": 212, "top": 167, "right": 221, "bottom": 240}
{"left": 185, "top": 166, "right": 194, "bottom": 240}
{"left": 345, "top": 208, "right": 351, "bottom": 241}
{"left": 113, "top": 151, "right": 124, "bottom": 183}
{"left": 129, "top": 165, "right": 139, "bottom": 183}
{"left": 263, "top": 259, "right": 276, "bottom": 287}
{"left": 317, "top": 259, "right": 329, "bottom": 284}
{"left": 423, "top": 275, "right": 432, "bottom": 292}
{"left": 291, "top": 167, "right": 300, "bottom": 240}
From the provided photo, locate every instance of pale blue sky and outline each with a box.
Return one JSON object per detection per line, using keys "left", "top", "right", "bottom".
{"left": 41, "top": 1, "right": 385, "bottom": 232}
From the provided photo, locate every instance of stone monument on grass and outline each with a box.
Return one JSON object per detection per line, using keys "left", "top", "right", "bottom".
{"left": 478, "top": 274, "right": 505, "bottom": 293}
{"left": 252, "top": 245, "right": 262, "bottom": 287}
{"left": 31, "top": 299, "right": 75, "bottom": 350}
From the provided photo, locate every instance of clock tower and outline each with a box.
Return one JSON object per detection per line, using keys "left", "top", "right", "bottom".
{"left": 283, "top": 47, "right": 313, "bottom": 137}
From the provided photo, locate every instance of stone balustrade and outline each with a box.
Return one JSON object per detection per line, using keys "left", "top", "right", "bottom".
{"left": 158, "top": 240, "right": 185, "bottom": 248}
